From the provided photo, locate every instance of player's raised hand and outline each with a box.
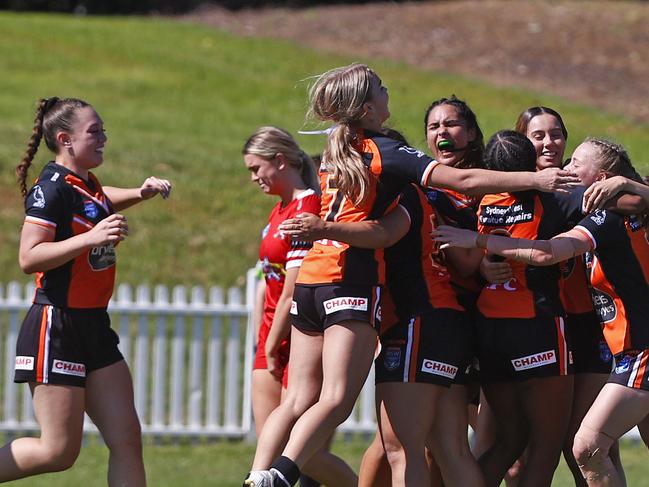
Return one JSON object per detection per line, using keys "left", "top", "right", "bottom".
{"left": 86, "top": 214, "right": 128, "bottom": 246}
{"left": 140, "top": 176, "right": 172, "bottom": 200}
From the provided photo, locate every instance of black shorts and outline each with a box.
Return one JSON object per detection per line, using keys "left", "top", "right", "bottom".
{"left": 567, "top": 312, "right": 613, "bottom": 374}
{"left": 477, "top": 315, "right": 573, "bottom": 382}
{"left": 608, "top": 349, "right": 649, "bottom": 391}
{"left": 375, "top": 308, "right": 472, "bottom": 387}
{"left": 14, "top": 304, "right": 123, "bottom": 387}
{"left": 290, "top": 284, "right": 381, "bottom": 333}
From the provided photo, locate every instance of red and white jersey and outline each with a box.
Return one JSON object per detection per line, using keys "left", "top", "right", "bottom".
{"left": 258, "top": 189, "right": 321, "bottom": 330}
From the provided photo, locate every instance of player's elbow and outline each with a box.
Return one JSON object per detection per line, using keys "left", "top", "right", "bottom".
{"left": 19, "top": 256, "right": 36, "bottom": 274}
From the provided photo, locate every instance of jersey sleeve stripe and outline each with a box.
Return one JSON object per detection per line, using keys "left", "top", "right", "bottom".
{"left": 285, "top": 260, "right": 303, "bottom": 270}
{"left": 573, "top": 225, "right": 596, "bottom": 250}
{"left": 420, "top": 161, "right": 440, "bottom": 187}
{"left": 25, "top": 216, "right": 57, "bottom": 230}
{"left": 287, "top": 249, "right": 309, "bottom": 260}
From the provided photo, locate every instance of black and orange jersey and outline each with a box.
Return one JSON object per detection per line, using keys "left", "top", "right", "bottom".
{"left": 426, "top": 187, "right": 483, "bottom": 296}
{"left": 297, "top": 130, "right": 438, "bottom": 287}
{"left": 477, "top": 188, "right": 583, "bottom": 319}
{"left": 559, "top": 256, "right": 594, "bottom": 315}
{"left": 426, "top": 188, "right": 479, "bottom": 231}
{"left": 381, "top": 184, "right": 463, "bottom": 329}
{"left": 258, "top": 189, "right": 320, "bottom": 332}
{"left": 24, "top": 161, "right": 116, "bottom": 309}
{"left": 574, "top": 210, "right": 649, "bottom": 355}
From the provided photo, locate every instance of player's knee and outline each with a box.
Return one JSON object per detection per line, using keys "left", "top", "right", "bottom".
{"left": 41, "top": 440, "right": 81, "bottom": 472}
{"left": 282, "top": 393, "right": 316, "bottom": 418}
{"left": 573, "top": 429, "right": 613, "bottom": 480}
{"left": 382, "top": 435, "right": 406, "bottom": 470}
{"left": 104, "top": 419, "right": 143, "bottom": 454}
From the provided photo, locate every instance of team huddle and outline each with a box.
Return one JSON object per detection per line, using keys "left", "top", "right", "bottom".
{"left": 244, "top": 64, "right": 649, "bottom": 487}
{"left": 2, "top": 62, "right": 648, "bottom": 487}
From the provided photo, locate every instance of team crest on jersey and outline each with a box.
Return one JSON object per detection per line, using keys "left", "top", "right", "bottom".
{"left": 84, "top": 200, "right": 98, "bottom": 218}
{"left": 599, "top": 340, "right": 613, "bottom": 364}
{"left": 384, "top": 347, "right": 401, "bottom": 371}
{"left": 32, "top": 185, "right": 46, "bottom": 208}
{"left": 590, "top": 210, "right": 606, "bottom": 226}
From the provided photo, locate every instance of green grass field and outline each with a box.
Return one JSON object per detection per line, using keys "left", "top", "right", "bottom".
{"left": 1, "top": 12, "right": 649, "bottom": 288}
{"left": 0, "top": 435, "right": 646, "bottom": 486}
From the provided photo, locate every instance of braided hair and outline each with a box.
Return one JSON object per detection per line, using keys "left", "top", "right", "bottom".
{"left": 585, "top": 137, "right": 645, "bottom": 185}
{"left": 16, "top": 97, "right": 90, "bottom": 199}
{"left": 484, "top": 130, "right": 537, "bottom": 173}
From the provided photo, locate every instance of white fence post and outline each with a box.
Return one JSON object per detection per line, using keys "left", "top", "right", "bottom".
{"left": 151, "top": 285, "right": 169, "bottom": 431}
{"left": 224, "top": 287, "right": 242, "bottom": 431}
{"left": 0, "top": 275, "right": 383, "bottom": 439}
{"left": 206, "top": 287, "right": 224, "bottom": 431}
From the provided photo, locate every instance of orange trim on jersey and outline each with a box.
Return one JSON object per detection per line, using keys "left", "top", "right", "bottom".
{"left": 572, "top": 226, "right": 596, "bottom": 250}
{"left": 633, "top": 352, "right": 648, "bottom": 389}
{"left": 421, "top": 161, "right": 440, "bottom": 187}
{"left": 409, "top": 316, "right": 421, "bottom": 383}
{"left": 36, "top": 306, "right": 49, "bottom": 383}
{"left": 415, "top": 187, "right": 463, "bottom": 311}
{"left": 24, "top": 215, "right": 57, "bottom": 230}
{"left": 555, "top": 317, "right": 567, "bottom": 375}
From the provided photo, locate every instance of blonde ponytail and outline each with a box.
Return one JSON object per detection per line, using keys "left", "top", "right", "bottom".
{"left": 308, "top": 63, "right": 377, "bottom": 206}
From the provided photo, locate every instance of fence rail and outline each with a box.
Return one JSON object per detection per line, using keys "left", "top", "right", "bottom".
{"left": 0, "top": 270, "right": 376, "bottom": 438}
{"left": 3, "top": 276, "right": 635, "bottom": 442}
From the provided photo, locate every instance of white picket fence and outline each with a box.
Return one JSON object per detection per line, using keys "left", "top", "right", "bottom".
{"left": 0, "top": 270, "right": 376, "bottom": 439}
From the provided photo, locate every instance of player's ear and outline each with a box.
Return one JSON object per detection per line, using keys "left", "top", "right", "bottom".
{"left": 275, "top": 153, "right": 287, "bottom": 169}
{"left": 56, "top": 131, "right": 72, "bottom": 150}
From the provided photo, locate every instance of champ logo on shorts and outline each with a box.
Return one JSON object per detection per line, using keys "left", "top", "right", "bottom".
{"left": 290, "top": 300, "right": 298, "bottom": 315}
{"left": 511, "top": 350, "right": 556, "bottom": 371}
{"left": 52, "top": 359, "right": 86, "bottom": 377}
{"left": 15, "top": 356, "right": 34, "bottom": 371}
{"left": 323, "top": 297, "right": 368, "bottom": 315}
{"left": 421, "top": 359, "right": 458, "bottom": 379}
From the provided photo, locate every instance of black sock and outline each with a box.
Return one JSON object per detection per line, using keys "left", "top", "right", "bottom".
{"left": 270, "top": 456, "right": 301, "bottom": 487}
{"left": 298, "top": 474, "right": 320, "bottom": 487}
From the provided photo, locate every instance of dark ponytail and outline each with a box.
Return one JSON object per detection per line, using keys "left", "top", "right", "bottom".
{"left": 16, "top": 98, "right": 54, "bottom": 198}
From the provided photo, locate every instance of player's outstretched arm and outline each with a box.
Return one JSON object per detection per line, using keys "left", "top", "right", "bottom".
{"left": 432, "top": 225, "right": 591, "bottom": 266}
{"left": 425, "top": 164, "right": 580, "bottom": 196}
{"left": 104, "top": 176, "right": 172, "bottom": 211}
{"left": 279, "top": 205, "right": 410, "bottom": 249}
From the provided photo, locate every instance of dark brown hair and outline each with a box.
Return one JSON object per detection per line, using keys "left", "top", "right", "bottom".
{"left": 16, "top": 97, "right": 90, "bottom": 198}
{"left": 423, "top": 95, "right": 484, "bottom": 169}
{"left": 515, "top": 106, "right": 568, "bottom": 141}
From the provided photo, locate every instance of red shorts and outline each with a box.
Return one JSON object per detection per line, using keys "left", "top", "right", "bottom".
{"left": 608, "top": 349, "right": 649, "bottom": 391}
{"left": 253, "top": 322, "right": 290, "bottom": 388}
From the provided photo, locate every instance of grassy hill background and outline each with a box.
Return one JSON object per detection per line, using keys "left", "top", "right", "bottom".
{"left": 1, "top": 12, "right": 649, "bottom": 288}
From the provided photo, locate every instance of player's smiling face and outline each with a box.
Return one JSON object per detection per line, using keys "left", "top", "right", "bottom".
{"left": 244, "top": 153, "right": 282, "bottom": 195}
{"left": 60, "top": 106, "right": 107, "bottom": 170}
{"left": 565, "top": 142, "right": 601, "bottom": 186}
{"left": 525, "top": 113, "right": 566, "bottom": 170}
